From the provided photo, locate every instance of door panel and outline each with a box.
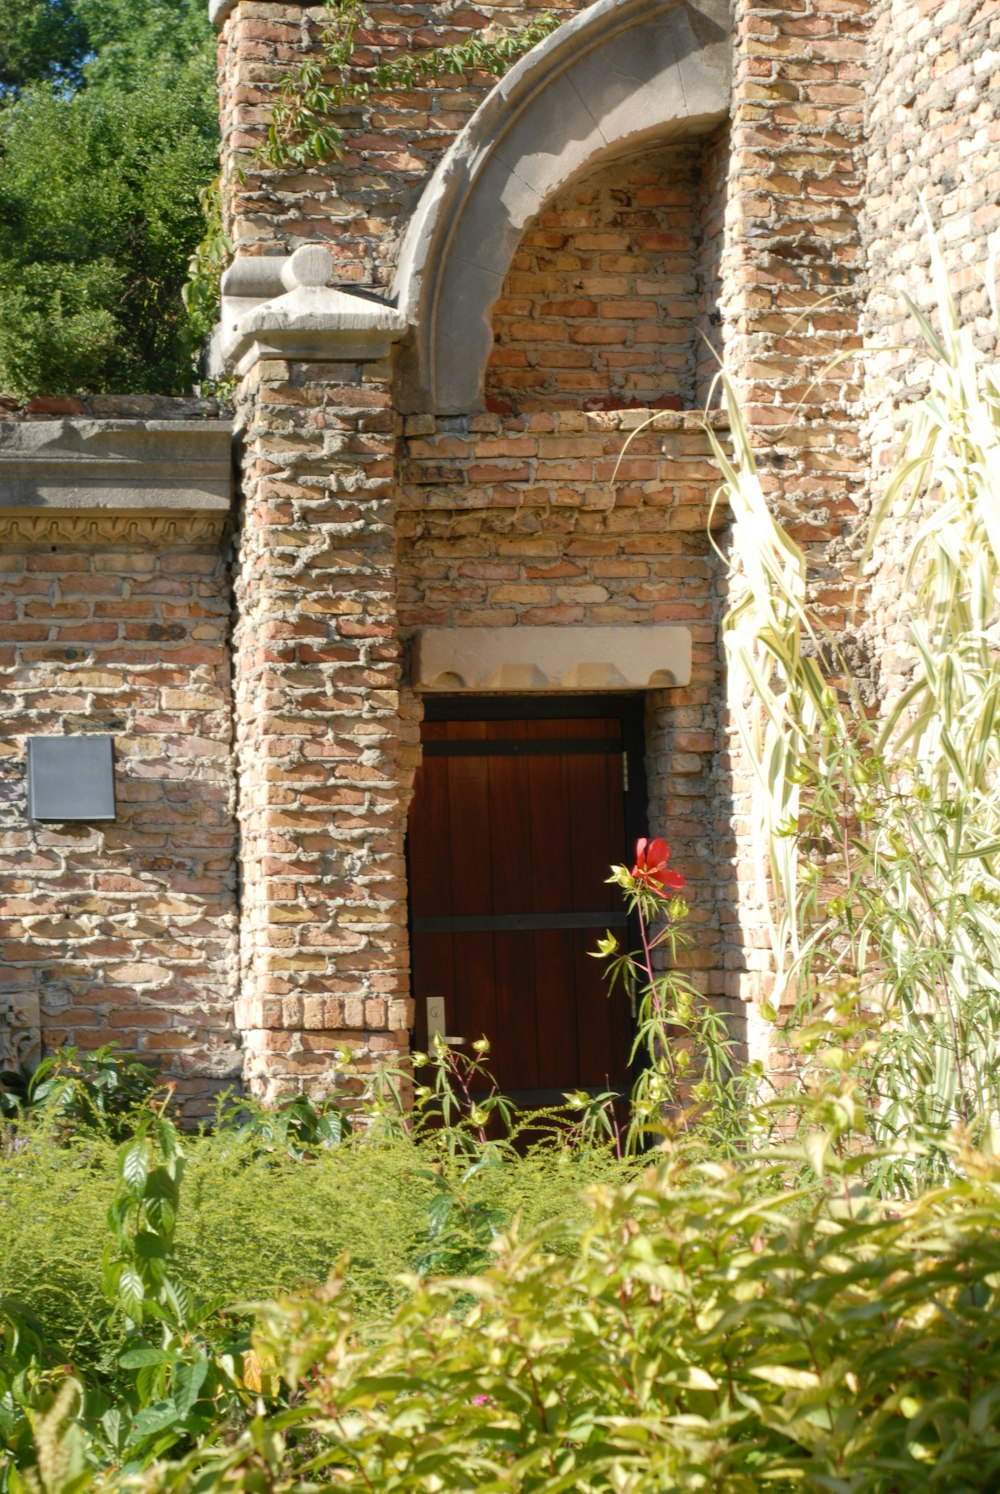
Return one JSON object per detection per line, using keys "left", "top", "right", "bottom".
{"left": 409, "top": 701, "right": 641, "bottom": 1105}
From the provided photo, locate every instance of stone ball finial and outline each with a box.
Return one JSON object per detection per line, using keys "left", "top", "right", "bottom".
{"left": 281, "top": 245, "right": 334, "bottom": 292}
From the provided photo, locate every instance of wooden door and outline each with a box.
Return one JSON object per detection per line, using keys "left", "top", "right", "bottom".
{"left": 408, "top": 699, "right": 644, "bottom": 1107}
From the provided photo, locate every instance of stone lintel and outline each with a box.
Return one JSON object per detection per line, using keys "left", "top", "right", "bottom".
{"left": 215, "top": 246, "right": 409, "bottom": 377}
{"left": 412, "top": 626, "right": 693, "bottom": 694}
{"left": 0, "top": 419, "right": 233, "bottom": 512}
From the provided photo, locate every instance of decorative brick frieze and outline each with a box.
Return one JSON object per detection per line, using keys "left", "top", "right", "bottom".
{"left": 0, "top": 514, "right": 229, "bottom": 547}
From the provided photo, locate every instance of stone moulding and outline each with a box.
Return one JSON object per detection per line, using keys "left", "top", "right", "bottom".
{"left": 214, "top": 245, "right": 409, "bottom": 377}
{"left": 412, "top": 625, "right": 694, "bottom": 693}
{"left": 0, "top": 419, "right": 233, "bottom": 512}
{"left": 0, "top": 993, "right": 41, "bottom": 1074}
{"left": 0, "top": 511, "right": 228, "bottom": 546}
{"left": 392, "top": 0, "right": 731, "bottom": 414}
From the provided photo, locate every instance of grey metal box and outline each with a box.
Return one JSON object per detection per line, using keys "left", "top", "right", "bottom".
{"left": 27, "top": 735, "right": 116, "bottom": 822}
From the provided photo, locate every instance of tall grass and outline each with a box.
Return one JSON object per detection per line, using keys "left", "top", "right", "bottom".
{"left": 708, "top": 224, "right": 1000, "bottom": 1191}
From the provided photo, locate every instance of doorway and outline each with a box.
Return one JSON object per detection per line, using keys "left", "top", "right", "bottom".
{"left": 407, "top": 696, "right": 646, "bottom": 1107}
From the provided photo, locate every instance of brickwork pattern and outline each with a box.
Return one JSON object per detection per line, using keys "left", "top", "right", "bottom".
{"left": 709, "top": 0, "right": 873, "bottom": 1018}
{"left": 211, "top": 0, "right": 1000, "bottom": 1095}
{"left": 485, "top": 142, "right": 719, "bottom": 415}
{"left": 0, "top": 528, "right": 239, "bottom": 1116}
{"left": 216, "top": 0, "right": 587, "bottom": 282}
{"left": 863, "top": 0, "right": 1000, "bottom": 699}
{"left": 230, "top": 355, "right": 411, "bottom": 1099}
{"left": 397, "top": 407, "right": 736, "bottom": 1005}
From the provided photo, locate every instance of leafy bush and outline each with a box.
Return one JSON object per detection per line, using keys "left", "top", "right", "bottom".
{"left": 27, "top": 1046, "right": 163, "bottom": 1140}
{"left": 138, "top": 1135, "right": 1000, "bottom": 1493}
{"left": 0, "top": 1051, "right": 631, "bottom": 1414}
{"left": 0, "top": 76, "right": 217, "bottom": 397}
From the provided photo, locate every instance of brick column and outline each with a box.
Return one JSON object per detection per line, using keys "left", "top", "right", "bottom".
{"left": 227, "top": 248, "right": 412, "bottom": 1099}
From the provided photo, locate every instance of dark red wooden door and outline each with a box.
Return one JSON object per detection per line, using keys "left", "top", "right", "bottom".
{"left": 408, "top": 703, "right": 639, "bottom": 1106}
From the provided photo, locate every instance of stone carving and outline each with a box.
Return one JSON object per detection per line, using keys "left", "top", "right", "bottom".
{"left": 0, "top": 993, "right": 41, "bottom": 1074}
{"left": 0, "top": 512, "right": 228, "bottom": 546}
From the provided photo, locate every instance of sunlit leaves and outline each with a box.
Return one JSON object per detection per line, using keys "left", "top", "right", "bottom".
{"left": 711, "top": 231, "right": 1000, "bottom": 1191}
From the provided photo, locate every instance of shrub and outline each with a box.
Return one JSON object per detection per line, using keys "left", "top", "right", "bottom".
{"left": 0, "top": 1068, "right": 631, "bottom": 1392}
{"left": 140, "top": 1135, "right": 1000, "bottom": 1493}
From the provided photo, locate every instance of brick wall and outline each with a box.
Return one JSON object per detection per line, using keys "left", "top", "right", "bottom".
{"left": 863, "top": 0, "right": 1000, "bottom": 698}
{"left": 485, "top": 140, "right": 722, "bottom": 416}
{"left": 0, "top": 403, "right": 238, "bottom": 1115}
{"left": 5, "top": 0, "right": 997, "bottom": 1105}
{"left": 216, "top": 0, "right": 587, "bottom": 280}
{"left": 207, "top": 0, "right": 1000, "bottom": 1096}
{"left": 397, "top": 407, "right": 735, "bottom": 1006}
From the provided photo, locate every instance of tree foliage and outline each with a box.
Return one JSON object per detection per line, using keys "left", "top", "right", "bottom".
{"left": 0, "top": 0, "right": 89, "bottom": 96}
{"left": 0, "top": 0, "right": 217, "bottom": 398}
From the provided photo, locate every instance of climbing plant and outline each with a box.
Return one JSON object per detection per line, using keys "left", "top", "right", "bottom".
{"left": 258, "top": 0, "right": 561, "bottom": 170}
{"left": 184, "top": 2, "right": 562, "bottom": 377}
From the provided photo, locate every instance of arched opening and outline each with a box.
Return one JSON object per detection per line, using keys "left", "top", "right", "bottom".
{"left": 484, "top": 131, "right": 728, "bottom": 418}
{"left": 393, "top": 0, "right": 730, "bottom": 414}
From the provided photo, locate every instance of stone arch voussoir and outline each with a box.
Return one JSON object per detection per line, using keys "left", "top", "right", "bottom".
{"left": 392, "top": 0, "right": 731, "bottom": 416}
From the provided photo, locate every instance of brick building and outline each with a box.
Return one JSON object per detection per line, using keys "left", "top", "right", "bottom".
{"left": 1, "top": 0, "right": 998, "bottom": 1113}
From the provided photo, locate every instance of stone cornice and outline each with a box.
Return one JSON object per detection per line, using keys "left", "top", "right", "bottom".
{"left": 211, "top": 246, "right": 409, "bottom": 377}
{"left": 0, "top": 419, "right": 233, "bottom": 513}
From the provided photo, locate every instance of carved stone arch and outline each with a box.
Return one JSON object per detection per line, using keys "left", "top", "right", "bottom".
{"left": 392, "top": 0, "right": 731, "bottom": 415}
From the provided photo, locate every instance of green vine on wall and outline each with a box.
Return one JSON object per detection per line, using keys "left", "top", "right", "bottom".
{"left": 261, "top": 0, "right": 561, "bottom": 170}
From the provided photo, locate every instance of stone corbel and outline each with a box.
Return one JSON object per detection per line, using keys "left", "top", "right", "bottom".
{"left": 213, "top": 246, "right": 410, "bottom": 377}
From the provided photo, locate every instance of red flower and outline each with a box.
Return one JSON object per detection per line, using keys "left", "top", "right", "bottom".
{"left": 632, "top": 836, "right": 685, "bottom": 893}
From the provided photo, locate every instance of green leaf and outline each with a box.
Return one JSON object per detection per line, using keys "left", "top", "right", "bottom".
{"left": 172, "top": 1357, "right": 209, "bottom": 1418}
{"left": 129, "top": 1399, "right": 181, "bottom": 1441}
{"left": 121, "top": 1142, "right": 149, "bottom": 1196}
{"left": 749, "top": 1364, "right": 821, "bottom": 1390}
{"left": 119, "top": 1345, "right": 172, "bottom": 1369}
{"left": 117, "top": 1266, "right": 145, "bottom": 1318}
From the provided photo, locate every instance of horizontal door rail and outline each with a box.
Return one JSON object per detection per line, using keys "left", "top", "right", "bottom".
{"left": 412, "top": 910, "right": 628, "bottom": 934}
{"left": 422, "top": 736, "right": 621, "bottom": 758}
